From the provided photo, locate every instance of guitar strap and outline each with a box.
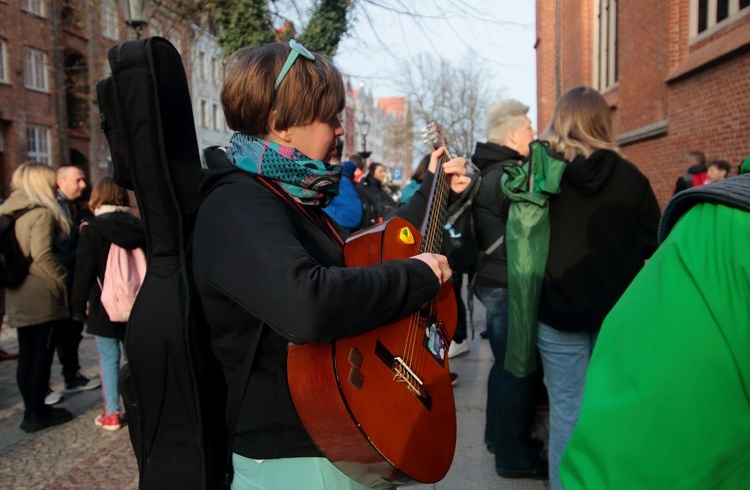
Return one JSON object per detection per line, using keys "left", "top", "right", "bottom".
{"left": 224, "top": 321, "right": 265, "bottom": 487}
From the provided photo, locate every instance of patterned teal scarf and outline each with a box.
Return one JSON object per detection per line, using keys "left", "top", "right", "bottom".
{"left": 228, "top": 133, "right": 341, "bottom": 206}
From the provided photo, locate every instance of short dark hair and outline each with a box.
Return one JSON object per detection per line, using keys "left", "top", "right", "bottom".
{"left": 707, "top": 159, "right": 731, "bottom": 173}
{"left": 221, "top": 42, "right": 345, "bottom": 136}
{"left": 412, "top": 154, "right": 431, "bottom": 183}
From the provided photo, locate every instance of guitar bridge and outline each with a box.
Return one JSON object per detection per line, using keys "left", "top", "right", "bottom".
{"left": 375, "top": 340, "right": 432, "bottom": 411}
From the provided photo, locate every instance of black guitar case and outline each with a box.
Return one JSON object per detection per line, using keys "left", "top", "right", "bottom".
{"left": 96, "top": 37, "right": 227, "bottom": 489}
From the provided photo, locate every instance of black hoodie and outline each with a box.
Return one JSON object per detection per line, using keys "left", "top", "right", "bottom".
{"left": 539, "top": 149, "right": 661, "bottom": 332}
{"left": 70, "top": 210, "right": 146, "bottom": 338}
{"left": 471, "top": 141, "right": 523, "bottom": 287}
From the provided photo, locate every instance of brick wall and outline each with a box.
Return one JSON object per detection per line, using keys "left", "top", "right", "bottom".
{"left": 536, "top": 0, "right": 750, "bottom": 208}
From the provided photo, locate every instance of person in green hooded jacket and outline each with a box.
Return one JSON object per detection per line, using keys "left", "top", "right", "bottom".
{"left": 559, "top": 169, "right": 750, "bottom": 489}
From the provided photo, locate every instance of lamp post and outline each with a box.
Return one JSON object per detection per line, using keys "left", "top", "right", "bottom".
{"left": 120, "top": 0, "right": 147, "bottom": 40}
{"left": 357, "top": 117, "right": 371, "bottom": 162}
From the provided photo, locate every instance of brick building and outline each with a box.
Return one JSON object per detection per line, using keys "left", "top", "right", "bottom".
{"left": 536, "top": 0, "right": 750, "bottom": 207}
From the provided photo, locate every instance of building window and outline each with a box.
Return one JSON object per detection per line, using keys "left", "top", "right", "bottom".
{"left": 212, "top": 103, "right": 220, "bottom": 130}
{"left": 201, "top": 100, "right": 208, "bottom": 128}
{"left": 199, "top": 51, "right": 207, "bottom": 80}
{"left": 212, "top": 57, "right": 220, "bottom": 86}
{"left": 101, "top": 0, "right": 118, "bottom": 40}
{"left": 693, "top": 0, "right": 750, "bottom": 36}
{"left": 24, "top": 47, "right": 48, "bottom": 91}
{"left": 594, "top": 0, "right": 618, "bottom": 91}
{"left": 0, "top": 39, "right": 8, "bottom": 84}
{"left": 27, "top": 125, "right": 51, "bottom": 165}
{"left": 21, "top": 0, "right": 45, "bottom": 16}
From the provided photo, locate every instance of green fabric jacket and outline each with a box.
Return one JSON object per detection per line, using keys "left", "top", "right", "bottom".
{"left": 0, "top": 190, "right": 68, "bottom": 327}
{"left": 560, "top": 202, "right": 750, "bottom": 488}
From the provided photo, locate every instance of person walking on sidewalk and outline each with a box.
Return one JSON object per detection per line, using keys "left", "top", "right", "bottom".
{"left": 0, "top": 162, "right": 74, "bottom": 432}
{"left": 471, "top": 99, "right": 548, "bottom": 480}
{"left": 70, "top": 176, "right": 146, "bottom": 431}
{"left": 47, "top": 165, "right": 100, "bottom": 406}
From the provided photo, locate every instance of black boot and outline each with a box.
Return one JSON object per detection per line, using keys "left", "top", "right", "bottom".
{"left": 21, "top": 407, "right": 74, "bottom": 433}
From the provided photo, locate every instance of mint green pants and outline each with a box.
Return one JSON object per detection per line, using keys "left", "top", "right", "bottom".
{"left": 232, "top": 454, "right": 374, "bottom": 490}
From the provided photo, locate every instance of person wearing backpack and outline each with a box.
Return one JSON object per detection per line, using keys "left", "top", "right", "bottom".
{"left": 0, "top": 162, "right": 73, "bottom": 432}
{"left": 70, "top": 176, "right": 146, "bottom": 431}
{"left": 470, "top": 99, "right": 549, "bottom": 480}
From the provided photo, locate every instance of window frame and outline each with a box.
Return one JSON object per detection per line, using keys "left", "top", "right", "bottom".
{"left": 26, "top": 125, "right": 52, "bottom": 165}
{"left": 593, "top": 0, "right": 619, "bottom": 91}
{"left": 21, "top": 0, "right": 45, "bottom": 17}
{"left": 690, "top": 0, "right": 750, "bottom": 39}
{"left": 24, "top": 47, "right": 49, "bottom": 92}
{"left": 0, "top": 38, "right": 8, "bottom": 84}
{"left": 100, "top": 0, "right": 119, "bottom": 40}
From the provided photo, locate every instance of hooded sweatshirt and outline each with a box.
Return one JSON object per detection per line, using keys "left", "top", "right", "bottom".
{"left": 539, "top": 149, "right": 661, "bottom": 332}
{"left": 471, "top": 141, "right": 522, "bottom": 288}
{"left": 70, "top": 207, "right": 146, "bottom": 338}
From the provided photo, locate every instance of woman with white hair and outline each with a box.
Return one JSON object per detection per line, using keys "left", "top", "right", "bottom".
{"left": 471, "top": 98, "right": 547, "bottom": 480}
{"left": 0, "top": 162, "right": 73, "bottom": 432}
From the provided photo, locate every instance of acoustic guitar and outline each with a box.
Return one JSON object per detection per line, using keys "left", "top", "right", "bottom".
{"left": 287, "top": 123, "right": 458, "bottom": 488}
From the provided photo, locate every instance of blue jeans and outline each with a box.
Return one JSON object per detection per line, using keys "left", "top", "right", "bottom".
{"left": 95, "top": 336, "right": 123, "bottom": 414}
{"left": 475, "top": 285, "right": 539, "bottom": 470}
{"left": 537, "top": 322, "right": 598, "bottom": 490}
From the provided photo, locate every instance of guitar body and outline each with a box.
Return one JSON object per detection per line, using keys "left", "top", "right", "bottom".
{"left": 287, "top": 217, "right": 458, "bottom": 488}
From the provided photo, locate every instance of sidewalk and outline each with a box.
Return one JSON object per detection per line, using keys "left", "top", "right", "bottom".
{"left": 0, "top": 293, "right": 549, "bottom": 489}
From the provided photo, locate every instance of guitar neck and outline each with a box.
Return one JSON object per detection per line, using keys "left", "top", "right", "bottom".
{"left": 419, "top": 151, "right": 452, "bottom": 254}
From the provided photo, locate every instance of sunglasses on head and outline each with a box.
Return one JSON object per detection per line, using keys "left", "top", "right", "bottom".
{"left": 274, "top": 39, "right": 316, "bottom": 91}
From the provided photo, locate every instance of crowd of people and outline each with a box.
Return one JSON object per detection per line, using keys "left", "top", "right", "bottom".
{"left": 1, "top": 36, "right": 749, "bottom": 490}
{"left": 0, "top": 164, "right": 144, "bottom": 433}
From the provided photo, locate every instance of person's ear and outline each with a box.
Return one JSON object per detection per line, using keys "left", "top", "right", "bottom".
{"left": 506, "top": 129, "right": 519, "bottom": 149}
{"left": 267, "top": 111, "right": 292, "bottom": 143}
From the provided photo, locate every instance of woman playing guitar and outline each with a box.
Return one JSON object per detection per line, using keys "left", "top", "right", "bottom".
{"left": 192, "top": 39, "right": 469, "bottom": 489}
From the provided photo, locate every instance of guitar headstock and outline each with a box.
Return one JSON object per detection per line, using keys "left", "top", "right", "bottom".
{"left": 421, "top": 121, "right": 448, "bottom": 152}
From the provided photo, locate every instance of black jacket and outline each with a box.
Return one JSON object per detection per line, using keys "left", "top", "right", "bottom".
{"left": 192, "top": 156, "right": 441, "bottom": 460}
{"left": 471, "top": 142, "right": 522, "bottom": 288}
{"left": 70, "top": 209, "right": 146, "bottom": 338}
{"left": 539, "top": 149, "right": 661, "bottom": 332}
{"left": 361, "top": 173, "right": 397, "bottom": 220}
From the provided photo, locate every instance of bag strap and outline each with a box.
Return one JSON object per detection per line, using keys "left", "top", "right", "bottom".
{"left": 224, "top": 321, "right": 265, "bottom": 487}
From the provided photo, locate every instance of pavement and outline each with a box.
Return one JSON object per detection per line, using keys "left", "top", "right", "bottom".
{"left": 0, "top": 291, "right": 550, "bottom": 490}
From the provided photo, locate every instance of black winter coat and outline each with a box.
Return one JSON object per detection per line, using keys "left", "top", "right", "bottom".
{"left": 70, "top": 209, "right": 146, "bottom": 339}
{"left": 193, "top": 156, "right": 443, "bottom": 460}
{"left": 471, "top": 142, "right": 523, "bottom": 288}
{"left": 539, "top": 149, "right": 661, "bottom": 333}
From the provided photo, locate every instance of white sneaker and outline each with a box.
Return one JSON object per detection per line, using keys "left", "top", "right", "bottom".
{"left": 448, "top": 339, "right": 470, "bottom": 359}
{"left": 45, "top": 389, "right": 63, "bottom": 406}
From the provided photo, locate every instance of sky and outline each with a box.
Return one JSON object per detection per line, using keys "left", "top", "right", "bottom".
{"left": 331, "top": 0, "right": 538, "bottom": 129}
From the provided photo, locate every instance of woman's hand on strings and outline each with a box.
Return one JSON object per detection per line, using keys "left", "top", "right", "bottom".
{"left": 429, "top": 147, "right": 471, "bottom": 194}
{"left": 413, "top": 253, "right": 453, "bottom": 285}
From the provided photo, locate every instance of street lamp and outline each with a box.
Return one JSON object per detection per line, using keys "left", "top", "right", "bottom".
{"left": 357, "top": 117, "right": 371, "bottom": 161}
{"left": 120, "top": 0, "right": 147, "bottom": 40}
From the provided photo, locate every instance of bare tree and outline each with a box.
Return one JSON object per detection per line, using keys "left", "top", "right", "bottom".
{"left": 399, "top": 52, "right": 501, "bottom": 159}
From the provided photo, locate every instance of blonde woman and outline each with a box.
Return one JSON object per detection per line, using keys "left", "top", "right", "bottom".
{"left": 536, "top": 86, "right": 661, "bottom": 489}
{"left": 0, "top": 162, "right": 72, "bottom": 432}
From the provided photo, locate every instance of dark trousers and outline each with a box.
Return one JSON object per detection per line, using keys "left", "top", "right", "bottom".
{"left": 451, "top": 273, "right": 468, "bottom": 343}
{"left": 54, "top": 318, "right": 84, "bottom": 383}
{"left": 475, "top": 285, "right": 540, "bottom": 470}
{"left": 17, "top": 322, "right": 57, "bottom": 416}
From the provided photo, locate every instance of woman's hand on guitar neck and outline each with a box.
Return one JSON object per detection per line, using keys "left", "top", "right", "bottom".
{"left": 413, "top": 253, "right": 453, "bottom": 285}
{"left": 428, "top": 147, "right": 471, "bottom": 194}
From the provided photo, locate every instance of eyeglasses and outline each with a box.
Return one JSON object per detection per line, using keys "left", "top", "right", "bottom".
{"left": 274, "top": 39, "right": 316, "bottom": 91}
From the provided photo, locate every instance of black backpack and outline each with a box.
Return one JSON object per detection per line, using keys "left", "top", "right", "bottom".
{"left": 353, "top": 181, "right": 379, "bottom": 230}
{"left": 442, "top": 161, "right": 507, "bottom": 274}
{"left": 0, "top": 209, "right": 33, "bottom": 289}
{"left": 96, "top": 37, "right": 227, "bottom": 489}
